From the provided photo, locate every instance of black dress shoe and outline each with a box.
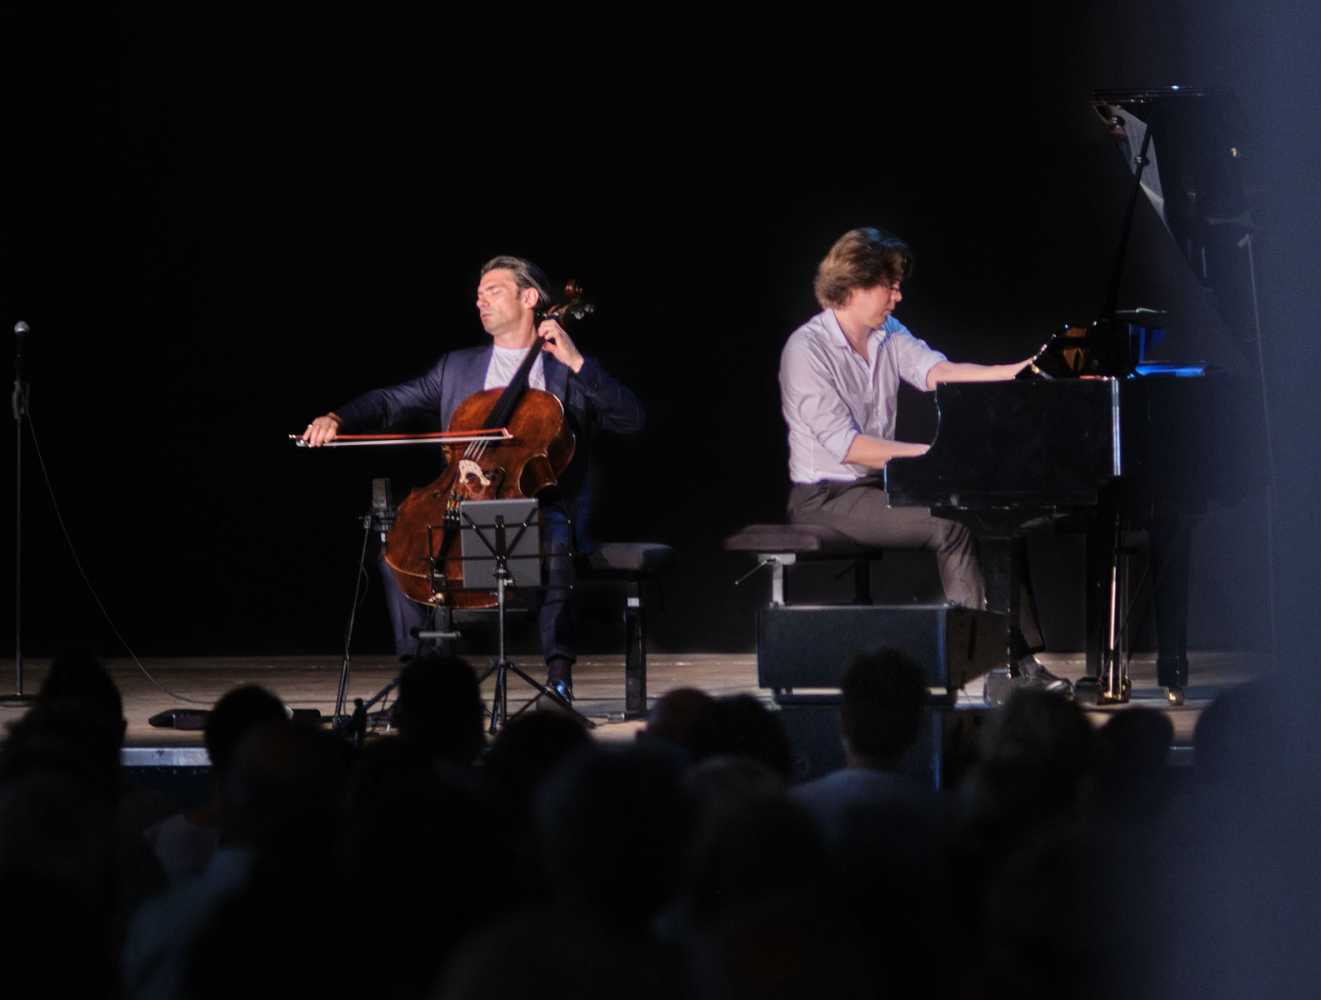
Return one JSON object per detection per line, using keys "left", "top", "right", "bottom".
{"left": 1014, "top": 655, "right": 1073, "bottom": 696}
{"left": 546, "top": 678, "right": 574, "bottom": 705}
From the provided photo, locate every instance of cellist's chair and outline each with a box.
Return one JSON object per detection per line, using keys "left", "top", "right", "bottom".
{"left": 580, "top": 542, "right": 676, "bottom": 720}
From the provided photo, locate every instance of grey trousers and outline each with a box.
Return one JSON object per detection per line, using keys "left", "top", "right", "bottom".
{"left": 788, "top": 478, "right": 1045, "bottom": 652}
{"left": 787, "top": 479, "right": 986, "bottom": 610}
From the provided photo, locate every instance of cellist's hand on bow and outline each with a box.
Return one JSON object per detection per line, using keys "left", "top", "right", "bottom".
{"left": 301, "top": 413, "right": 341, "bottom": 447}
{"left": 537, "top": 319, "right": 585, "bottom": 373}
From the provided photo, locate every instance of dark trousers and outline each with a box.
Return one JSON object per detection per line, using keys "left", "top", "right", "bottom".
{"left": 380, "top": 504, "right": 576, "bottom": 668}
{"left": 787, "top": 478, "right": 1043, "bottom": 650}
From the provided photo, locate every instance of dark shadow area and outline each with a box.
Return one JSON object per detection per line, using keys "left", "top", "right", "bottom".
{"left": 0, "top": 2, "right": 1282, "bottom": 673}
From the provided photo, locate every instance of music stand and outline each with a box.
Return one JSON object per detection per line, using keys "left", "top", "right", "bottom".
{"left": 458, "top": 499, "right": 590, "bottom": 733}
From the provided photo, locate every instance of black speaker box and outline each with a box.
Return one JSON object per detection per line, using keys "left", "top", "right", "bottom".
{"left": 757, "top": 604, "right": 1006, "bottom": 692}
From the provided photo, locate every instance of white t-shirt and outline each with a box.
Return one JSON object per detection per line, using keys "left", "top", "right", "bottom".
{"left": 484, "top": 345, "right": 546, "bottom": 391}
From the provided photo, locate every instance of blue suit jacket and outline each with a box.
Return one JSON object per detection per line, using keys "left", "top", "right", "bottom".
{"left": 333, "top": 345, "right": 645, "bottom": 550}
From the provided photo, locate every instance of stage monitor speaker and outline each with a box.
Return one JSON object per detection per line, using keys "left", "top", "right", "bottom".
{"left": 757, "top": 604, "right": 1005, "bottom": 692}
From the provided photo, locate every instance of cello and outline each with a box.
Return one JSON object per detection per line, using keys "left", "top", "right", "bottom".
{"left": 382, "top": 282, "right": 593, "bottom": 609}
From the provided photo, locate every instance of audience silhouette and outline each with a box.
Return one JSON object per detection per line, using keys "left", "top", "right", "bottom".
{"left": 0, "top": 646, "right": 1278, "bottom": 998}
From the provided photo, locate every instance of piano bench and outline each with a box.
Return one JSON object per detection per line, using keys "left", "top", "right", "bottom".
{"left": 580, "top": 542, "right": 676, "bottom": 720}
{"left": 723, "top": 523, "right": 882, "bottom": 606}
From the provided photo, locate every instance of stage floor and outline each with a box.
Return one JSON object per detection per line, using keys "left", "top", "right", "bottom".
{"left": 0, "top": 650, "right": 1271, "bottom": 764}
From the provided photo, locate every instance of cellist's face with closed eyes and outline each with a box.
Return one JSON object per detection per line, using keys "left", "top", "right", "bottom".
{"left": 476, "top": 269, "right": 537, "bottom": 344}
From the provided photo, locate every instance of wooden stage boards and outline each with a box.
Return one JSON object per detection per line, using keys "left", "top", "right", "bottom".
{"left": 0, "top": 651, "right": 1270, "bottom": 770}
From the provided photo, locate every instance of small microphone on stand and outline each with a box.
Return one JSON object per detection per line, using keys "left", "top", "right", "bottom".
{"left": 12, "top": 321, "right": 29, "bottom": 420}
{"left": 371, "top": 478, "right": 396, "bottom": 543}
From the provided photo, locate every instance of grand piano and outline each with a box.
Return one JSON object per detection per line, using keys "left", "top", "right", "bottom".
{"left": 884, "top": 87, "right": 1266, "bottom": 705}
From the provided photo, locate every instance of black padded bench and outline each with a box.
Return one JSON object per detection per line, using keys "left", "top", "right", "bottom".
{"left": 581, "top": 542, "right": 676, "bottom": 719}
{"left": 723, "top": 523, "right": 882, "bottom": 606}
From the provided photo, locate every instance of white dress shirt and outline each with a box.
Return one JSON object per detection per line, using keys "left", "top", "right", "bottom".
{"left": 779, "top": 309, "right": 946, "bottom": 483}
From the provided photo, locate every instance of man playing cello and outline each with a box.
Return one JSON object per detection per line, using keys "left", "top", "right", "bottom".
{"left": 302, "top": 256, "right": 645, "bottom": 703}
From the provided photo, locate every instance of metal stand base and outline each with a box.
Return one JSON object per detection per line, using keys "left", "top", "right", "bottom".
{"left": 334, "top": 674, "right": 403, "bottom": 747}
{"left": 478, "top": 657, "right": 592, "bottom": 735}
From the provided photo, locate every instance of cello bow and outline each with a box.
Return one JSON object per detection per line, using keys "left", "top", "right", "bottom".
{"left": 288, "top": 429, "right": 513, "bottom": 448}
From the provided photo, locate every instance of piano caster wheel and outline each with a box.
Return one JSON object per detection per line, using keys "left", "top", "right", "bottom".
{"left": 1166, "top": 687, "right": 1185, "bottom": 707}
{"left": 1096, "top": 676, "right": 1132, "bottom": 705}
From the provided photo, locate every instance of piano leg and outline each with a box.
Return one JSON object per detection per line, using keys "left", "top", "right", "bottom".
{"left": 972, "top": 533, "right": 1019, "bottom": 708}
{"left": 1151, "top": 509, "right": 1192, "bottom": 704}
{"left": 1081, "top": 491, "right": 1131, "bottom": 704}
{"left": 979, "top": 537, "right": 1016, "bottom": 625}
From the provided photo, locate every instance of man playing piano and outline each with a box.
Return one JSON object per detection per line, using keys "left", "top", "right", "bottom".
{"left": 779, "top": 227, "right": 1065, "bottom": 691}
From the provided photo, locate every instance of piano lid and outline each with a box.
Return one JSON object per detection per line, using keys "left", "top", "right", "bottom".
{"left": 1093, "top": 88, "right": 1254, "bottom": 272}
{"left": 1089, "top": 87, "right": 1260, "bottom": 369}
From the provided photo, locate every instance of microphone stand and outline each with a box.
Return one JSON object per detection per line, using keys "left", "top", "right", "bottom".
{"left": 3, "top": 322, "right": 35, "bottom": 706}
{"left": 332, "top": 479, "right": 398, "bottom": 725}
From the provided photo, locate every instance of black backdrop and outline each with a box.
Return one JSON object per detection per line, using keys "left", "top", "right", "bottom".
{"left": 1, "top": 2, "right": 1287, "bottom": 657}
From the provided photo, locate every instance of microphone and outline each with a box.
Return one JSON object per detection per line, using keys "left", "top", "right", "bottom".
{"left": 13, "top": 322, "right": 30, "bottom": 419}
{"left": 371, "top": 477, "right": 396, "bottom": 543}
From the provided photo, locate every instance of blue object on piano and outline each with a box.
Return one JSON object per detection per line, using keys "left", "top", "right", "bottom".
{"left": 1134, "top": 362, "right": 1208, "bottom": 378}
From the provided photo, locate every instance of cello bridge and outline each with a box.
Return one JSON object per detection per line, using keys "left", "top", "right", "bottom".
{"left": 457, "top": 459, "right": 493, "bottom": 488}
